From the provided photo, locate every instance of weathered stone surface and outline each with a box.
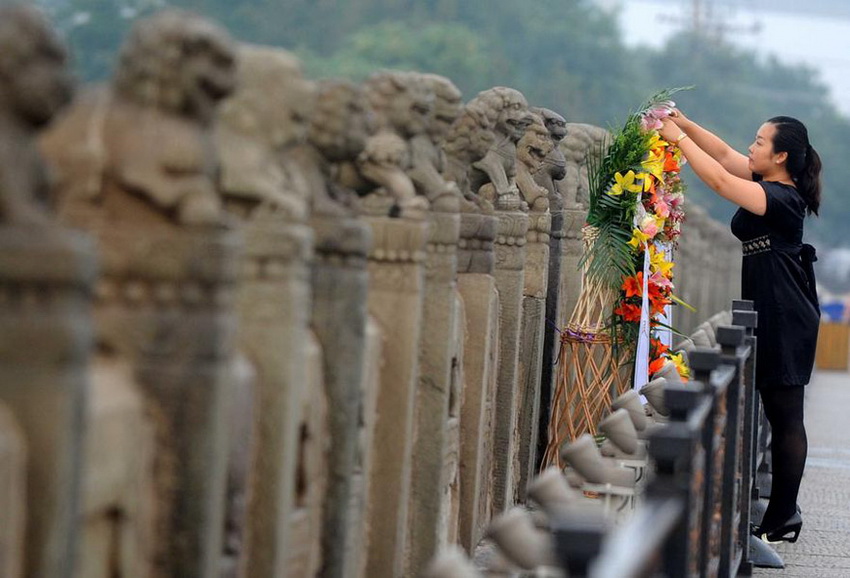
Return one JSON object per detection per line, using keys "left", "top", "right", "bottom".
{"left": 216, "top": 44, "right": 317, "bottom": 578}
{"left": 76, "top": 358, "right": 155, "bottom": 578}
{"left": 0, "top": 227, "right": 96, "bottom": 578}
{"left": 364, "top": 217, "right": 428, "bottom": 578}
{"left": 457, "top": 274, "right": 500, "bottom": 552}
{"left": 533, "top": 108, "right": 568, "bottom": 473}
{"left": 0, "top": 7, "right": 87, "bottom": 577}
{"left": 289, "top": 77, "right": 376, "bottom": 578}
{"left": 406, "top": 210, "right": 461, "bottom": 574}
{"left": 0, "top": 402, "right": 25, "bottom": 578}
{"left": 490, "top": 210, "right": 529, "bottom": 513}
{"left": 287, "top": 333, "right": 329, "bottom": 578}
{"left": 345, "top": 317, "right": 383, "bottom": 578}
{"left": 41, "top": 11, "right": 240, "bottom": 577}
{"left": 444, "top": 87, "right": 535, "bottom": 212}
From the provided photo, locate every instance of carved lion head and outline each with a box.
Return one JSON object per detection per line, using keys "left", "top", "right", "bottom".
{"left": 364, "top": 71, "right": 433, "bottom": 139}
{"left": 308, "top": 80, "right": 374, "bottom": 163}
{"left": 0, "top": 4, "right": 73, "bottom": 127}
{"left": 113, "top": 10, "right": 236, "bottom": 126}
{"left": 419, "top": 73, "right": 462, "bottom": 142}
{"left": 517, "top": 115, "right": 555, "bottom": 174}
{"left": 218, "top": 44, "right": 315, "bottom": 149}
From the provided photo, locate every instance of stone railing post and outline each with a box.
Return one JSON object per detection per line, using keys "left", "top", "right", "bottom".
{"left": 490, "top": 209, "right": 529, "bottom": 512}
{"left": 234, "top": 219, "right": 315, "bottom": 578}
{"left": 0, "top": 402, "right": 25, "bottom": 578}
{"left": 0, "top": 229, "right": 96, "bottom": 578}
{"left": 364, "top": 216, "right": 429, "bottom": 578}
{"left": 515, "top": 211, "right": 551, "bottom": 502}
{"left": 456, "top": 210, "right": 501, "bottom": 552}
{"left": 92, "top": 226, "right": 240, "bottom": 578}
{"left": 406, "top": 209, "right": 462, "bottom": 573}
{"left": 309, "top": 215, "right": 372, "bottom": 578}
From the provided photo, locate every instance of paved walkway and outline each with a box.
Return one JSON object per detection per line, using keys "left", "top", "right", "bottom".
{"left": 753, "top": 370, "right": 850, "bottom": 577}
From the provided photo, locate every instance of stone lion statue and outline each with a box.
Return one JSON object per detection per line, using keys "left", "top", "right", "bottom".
{"left": 0, "top": 4, "right": 73, "bottom": 224}
{"left": 558, "top": 123, "right": 610, "bottom": 208}
{"left": 352, "top": 71, "right": 431, "bottom": 219}
{"left": 531, "top": 107, "right": 568, "bottom": 212}
{"left": 41, "top": 10, "right": 237, "bottom": 226}
{"left": 443, "top": 86, "right": 535, "bottom": 211}
{"left": 273, "top": 79, "right": 374, "bottom": 219}
{"left": 364, "top": 71, "right": 433, "bottom": 139}
{"left": 406, "top": 73, "right": 464, "bottom": 212}
{"left": 216, "top": 44, "right": 315, "bottom": 222}
{"left": 515, "top": 114, "right": 555, "bottom": 213}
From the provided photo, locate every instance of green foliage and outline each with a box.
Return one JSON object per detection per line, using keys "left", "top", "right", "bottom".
{"left": 33, "top": 0, "right": 850, "bottom": 246}
{"left": 583, "top": 89, "right": 689, "bottom": 290}
{"left": 300, "top": 21, "right": 496, "bottom": 93}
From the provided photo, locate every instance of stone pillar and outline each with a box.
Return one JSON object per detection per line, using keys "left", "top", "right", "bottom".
{"left": 456, "top": 273, "right": 500, "bottom": 552}
{"left": 0, "top": 401, "right": 25, "bottom": 578}
{"left": 0, "top": 228, "right": 95, "bottom": 578}
{"left": 439, "top": 292, "right": 465, "bottom": 547}
{"left": 76, "top": 356, "right": 155, "bottom": 578}
{"left": 346, "top": 317, "right": 383, "bottom": 578}
{"left": 87, "top": 225, "right": 240, "bottom": 578}
{"left": 406, "top": 210, "right": 461, "bottom": 574}
{"left": 237, "top": 220, "right": 315, "bottom": 578}
{"left": 287, "top": 333, "right": 329, "bottom": 578}
{"left": 537, "top": 205, "right": 564, "bottom": 470}
{"left": 310, "top": 216, "right": 372, "bottom": 578}
{"left": 490, "top": 210, "right": 529, "bottom": 513}
{"left": 364, "top": 217, "right": 428, "bottom": 578}
{"left": 514, "top": 211, "right": 551, "bottom": 503}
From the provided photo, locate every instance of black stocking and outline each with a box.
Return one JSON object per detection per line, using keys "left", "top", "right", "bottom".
{"left": 759, "top": 386, "right": 807, "bottom": 531}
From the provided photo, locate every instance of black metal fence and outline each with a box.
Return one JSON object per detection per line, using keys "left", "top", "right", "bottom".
{"left": 552, "top": 299, "right": 762, "bottom": 578}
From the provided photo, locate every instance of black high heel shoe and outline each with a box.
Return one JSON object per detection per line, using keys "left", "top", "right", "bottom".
{"left": 753, "top": 511, "right": 803, "bottom": 544}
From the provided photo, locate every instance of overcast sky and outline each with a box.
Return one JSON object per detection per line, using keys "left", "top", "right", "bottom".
{"left": 603, "top": 0, "right": 850, "bottom": 115}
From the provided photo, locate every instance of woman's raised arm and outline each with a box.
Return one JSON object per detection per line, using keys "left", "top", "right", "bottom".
{"left": 671, "top": 110, "right": 751, "bottom": 180}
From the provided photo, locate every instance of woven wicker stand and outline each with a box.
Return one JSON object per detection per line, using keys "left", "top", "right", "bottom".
{"left": 542, "top": 226, "right": 632, "bottom": 469}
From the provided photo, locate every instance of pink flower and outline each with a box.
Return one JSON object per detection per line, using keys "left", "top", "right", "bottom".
{"left": 641, "top": 115, "right": 663, "bottom": 131}
{"left": 640, "top": 216, "right": 659, "bottom": 237}
{"left": 650, "top": 271, "right": 673, "bottom": 289}
{"left": 655, "top": 199, "right": 670, "bottom": 218}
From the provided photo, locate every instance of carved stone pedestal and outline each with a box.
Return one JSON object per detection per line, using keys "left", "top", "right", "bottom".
{"left": 406, "top": 210, "right": 460, "bottom": 574}
{"left": 364, "top": 217, "right": 428, "bottom": 578}
{"left": 515, "top": 211, "right": 551, "bottom": 502}
{"left": 83, "top": 224, "right": 240, "bottom": 578}
{"left": 346, "top": 317, "right": 383, "bottom": 578}
{"left": 490, "top": 210, "right": 529, "bottom": 513}
{"left": 537, "top": 207, "right": 565, "bottom": 470}
{"left": 0, "top": 402, "right": 25, "bottom": 578}
{"left": 0, "top": 227, "right": 95, "bottom": 578}
{"left": 236, "top": 219, "right": 314, "bottom": 578}
{"left": 309, "top": 215, "right": 372, "bottom": 578}
{"left": 456, "top": 274, "right": 500, "bottom": 553}
{"left": 457, "top": 211, "right": 497, "bottom": 274}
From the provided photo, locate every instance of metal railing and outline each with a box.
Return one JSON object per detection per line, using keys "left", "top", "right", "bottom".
{"left": 551, "top": 300, "right": 761, "bottom": 578}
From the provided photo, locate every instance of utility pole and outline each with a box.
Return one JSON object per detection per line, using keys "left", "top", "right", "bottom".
{"left": 663, "top": 0, "right": 761, "bottom": 43}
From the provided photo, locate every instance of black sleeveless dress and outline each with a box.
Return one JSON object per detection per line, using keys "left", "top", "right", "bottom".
{"left": 730, "top": 181, "right": 820, "bottom": 388}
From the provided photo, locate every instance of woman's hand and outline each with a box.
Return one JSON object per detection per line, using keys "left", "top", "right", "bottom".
{"left": 659, "top": 118, "right": 683, "bottom": 144}
{"left": 669, "top": 108, "right": 689, "bottom": 127}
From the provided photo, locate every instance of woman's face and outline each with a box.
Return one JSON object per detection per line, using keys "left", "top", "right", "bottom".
{"left": 747, "top": 122, "right": 786, "bottom": 175}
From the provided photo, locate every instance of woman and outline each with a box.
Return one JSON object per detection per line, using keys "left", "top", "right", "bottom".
{"left": 659, "top": 112, "right": 821, "bottom": 544}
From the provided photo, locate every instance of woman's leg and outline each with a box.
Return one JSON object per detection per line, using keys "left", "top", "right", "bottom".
{"left": 758, "top": 385, "right": 807, "bottom": 531}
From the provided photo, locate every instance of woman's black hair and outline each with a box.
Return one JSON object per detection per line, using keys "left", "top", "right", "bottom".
{"left": 767, "top": 116, "right": 822, "bottom": 216}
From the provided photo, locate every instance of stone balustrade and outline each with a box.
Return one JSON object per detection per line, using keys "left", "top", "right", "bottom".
{"left": 0, "top": 6, "right": 744, "bottom": 578}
